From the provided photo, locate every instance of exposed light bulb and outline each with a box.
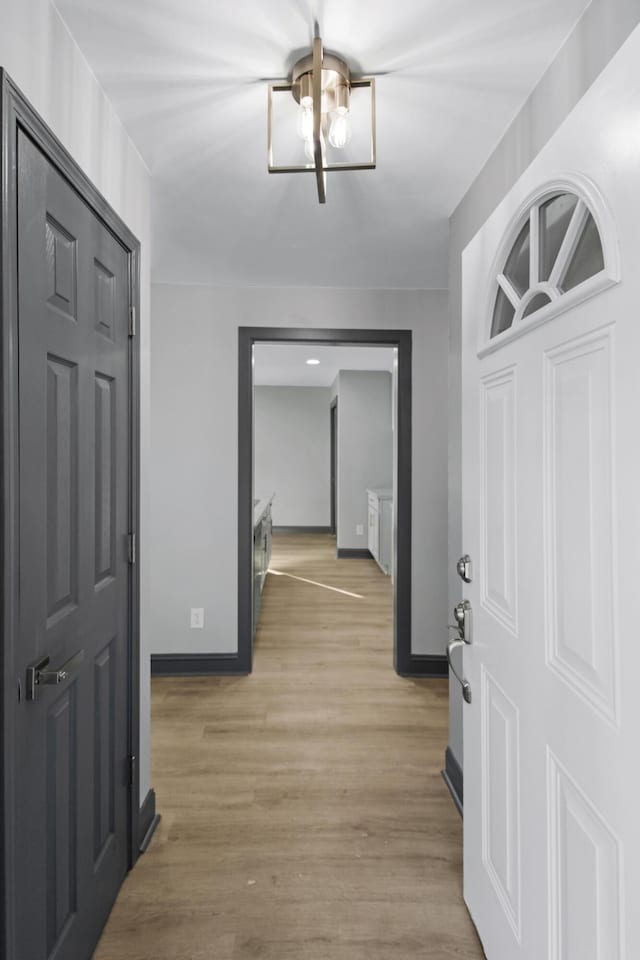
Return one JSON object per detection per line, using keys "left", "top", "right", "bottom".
{"left": 329, "top": 107, "right": 351, "bottom": 149}
{"left": 297, "top": 96, "right": 313, "bottom": 142}
{"left": 304, "top": 136, "right": 314, "bottom": 162}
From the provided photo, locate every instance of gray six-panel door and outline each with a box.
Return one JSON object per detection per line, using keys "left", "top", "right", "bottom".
{"left": 13, "top": 129, "right": 131, "bottom": 960}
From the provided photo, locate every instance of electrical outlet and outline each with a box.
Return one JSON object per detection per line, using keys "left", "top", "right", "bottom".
{"left": 190, "top": 607, "right": 205, "bottom": 629}
{"left": 356, "top": 524, "right": 364, "bottom": 536}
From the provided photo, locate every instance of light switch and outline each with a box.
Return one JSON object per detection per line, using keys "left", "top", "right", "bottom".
{"left": 356, "top": 524, "right": 364, "bottom": 536}
{"left": 190, "top": 607, "right": 205, "bottom": 629}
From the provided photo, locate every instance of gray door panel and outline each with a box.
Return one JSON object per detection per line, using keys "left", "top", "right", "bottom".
{"left": 14, "top": 130, "right": 130, "bottom": 960}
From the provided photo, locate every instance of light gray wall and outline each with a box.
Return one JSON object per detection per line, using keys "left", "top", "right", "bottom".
{"left": 254, "top": 386, "right": 331, "bottom": 527}
{"left": 150, "top": 284, "right": 448, "bottom": 657}
{"left": 447, "top": 0, "right": 640, "bottom": 769}
{"left": 335, "top": 371, "right": 392, "bottom": 550}
{"left": 0, "top": 0, "right": 153, "bottom": 802}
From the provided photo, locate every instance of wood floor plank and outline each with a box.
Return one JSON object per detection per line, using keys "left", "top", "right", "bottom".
{"left": 93, "top": 533, "right": 484, "bottom": 959}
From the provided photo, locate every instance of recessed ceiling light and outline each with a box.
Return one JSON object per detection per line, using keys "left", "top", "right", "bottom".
{"left": 306, "top": 358, "right": 320, "bottom": 365}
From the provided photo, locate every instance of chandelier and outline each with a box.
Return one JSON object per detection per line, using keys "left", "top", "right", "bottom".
{"left": 268, "top": 37, "right": 376, "bottom": 204}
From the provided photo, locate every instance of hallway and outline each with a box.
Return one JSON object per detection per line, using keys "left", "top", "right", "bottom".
{"left": 94, "top": 534, "right": 483, "bottom": 959}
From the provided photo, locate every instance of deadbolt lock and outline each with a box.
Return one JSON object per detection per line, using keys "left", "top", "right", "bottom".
{"left": 456, "top": 554, "right": 472, "bottom": 583}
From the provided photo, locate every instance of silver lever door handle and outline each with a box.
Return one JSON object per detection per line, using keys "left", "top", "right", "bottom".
{"left": 26, "top": 649, "right": 85, "bottom": 701}
{"left": 447, "top": 638, "right": 472, "bottom": 704}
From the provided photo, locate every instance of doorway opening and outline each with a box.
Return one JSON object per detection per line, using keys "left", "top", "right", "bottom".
{"left": 238, "top": 327, "right": 424, "bottom": 676}
{"left": 252, "top": 343, "right": 396, "bottom": 667}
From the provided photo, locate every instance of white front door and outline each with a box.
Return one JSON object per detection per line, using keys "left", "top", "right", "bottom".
{"left": 460, "top": 29, "right": 640, "bottom": 960}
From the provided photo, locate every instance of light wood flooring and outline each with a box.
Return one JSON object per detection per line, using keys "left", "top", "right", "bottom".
{"left": 94, "top": 533, "right": 484, "bottom": 959}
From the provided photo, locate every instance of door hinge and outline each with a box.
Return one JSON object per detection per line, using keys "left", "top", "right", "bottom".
{"left": 127, "top": 532, "right": 136, "bottom": 564}
{"left": 129, "top": 306, "right": 136, "bottom": 337}
{"left": 129, "top": 755, "right": 137, "bottom": 786}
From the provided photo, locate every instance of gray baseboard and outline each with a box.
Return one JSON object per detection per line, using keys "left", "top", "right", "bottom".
{"left": 138, "top": 788, "right": 161, "bottom": 852}
{"left": 441, "top": 746, "right": 463, "bottom": 816}
{"left": 337, "top": 547, "right": 373, "bottom": 559}
{"left": 397, "top": 654, "right": 448, "bottom": 678}
{"left": 151, "top": 653, "right": 249, "bottom": 676}
{"left": 272, "top": 525, "right": 332, "bottom": 534}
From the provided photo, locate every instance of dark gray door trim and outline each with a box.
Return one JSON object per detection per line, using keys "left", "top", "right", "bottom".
{"left": 0, "top": 70, "right": 141, "bottom": 955}
{"left": 329, "top": 397, "right": 337, "bottom": 536}
{"left": 239, "top": 327, "right": 415, "bottom": 676}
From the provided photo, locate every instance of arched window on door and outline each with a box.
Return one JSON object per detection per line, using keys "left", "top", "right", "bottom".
{"left": 490, "top": 186, "right": 615, "bottom": 341}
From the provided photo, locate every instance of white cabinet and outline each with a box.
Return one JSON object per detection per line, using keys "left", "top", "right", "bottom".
{"left": 368, "top": 497, "right": 379, "bottom": 559}
{"left": 253, "top": 494, "right": 274, "bottom": 636}
{"left": 366, "top": 488, "right": 392, "bottom": 575}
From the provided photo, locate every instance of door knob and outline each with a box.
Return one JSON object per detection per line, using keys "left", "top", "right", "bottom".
{"left": 25, "top": 649, "right": 85, "bottom": 701}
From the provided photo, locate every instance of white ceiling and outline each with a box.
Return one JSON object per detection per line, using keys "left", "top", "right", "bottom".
{"left": 254, "top": 343, "right": 395, "bottom": 387}
{"left": 55, "top": 0, "right": 591, "bottom": 289}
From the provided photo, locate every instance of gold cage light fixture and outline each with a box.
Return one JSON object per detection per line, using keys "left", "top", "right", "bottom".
{"left": 268, "top": 37, "right": 376, "bottom": 204}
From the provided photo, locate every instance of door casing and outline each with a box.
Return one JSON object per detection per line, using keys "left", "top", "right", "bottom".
{"left": 238, "top": 327, "right": 430, "bottom": 676}
{"left": 0, "top": 70, "right": 141, "bottom": 956}
{"left": 329, "top": 397, "right": 337, "bottom": 536}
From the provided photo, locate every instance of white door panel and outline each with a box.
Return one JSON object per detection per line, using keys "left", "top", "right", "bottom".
{"left": 547, "top": 751, "right": 622, "bottom": 960}
{"left": 460, "top": 27, "right": 640, "bottom": 960}
{"left": 544, "top": 328, "right": 618, "bottom": 725}
{"left": 480, "top": 366, "right": 518, "bottom": 635}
